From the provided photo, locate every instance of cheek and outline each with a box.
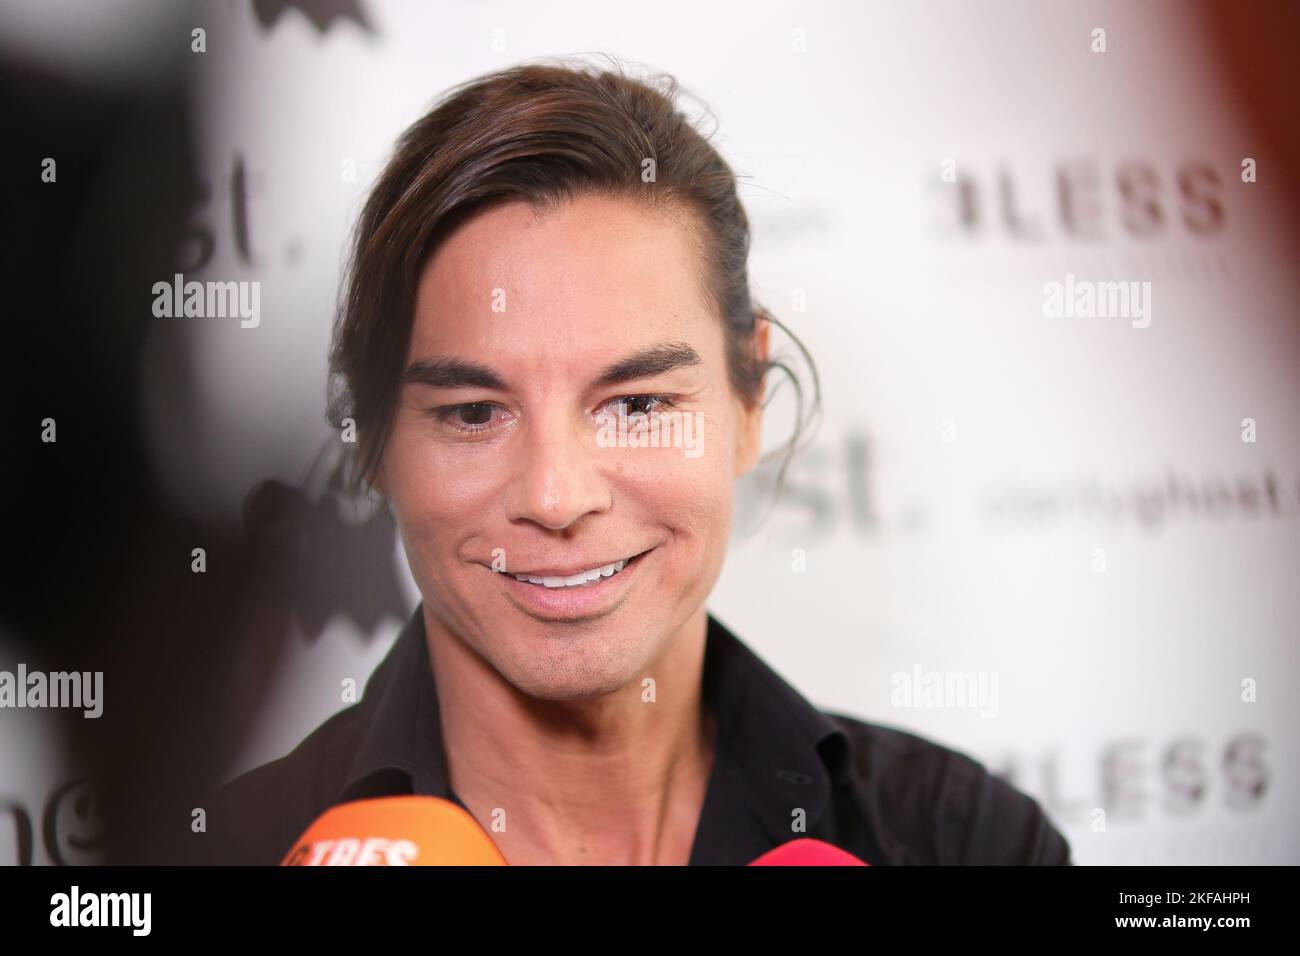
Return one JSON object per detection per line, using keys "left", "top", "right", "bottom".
{"left": 383, "top": 421, "right": 505, "bottom": 539}
{"left": 615, "top": 434, "right": 737, "bottom": 558}
{"left": 631, "top": 457, "right": 734, "bottom": 622}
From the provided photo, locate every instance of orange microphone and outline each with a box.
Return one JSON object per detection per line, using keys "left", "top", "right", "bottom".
{"left": 280, "top": 796, "right": 508, "bottom": 866}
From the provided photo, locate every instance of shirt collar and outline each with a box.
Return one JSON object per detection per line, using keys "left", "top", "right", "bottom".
{"left": 339, "top": 605, "right": 851, "bottom": 849}
{"left": 697, "top": 611, "right": 851, "bottom": 852}
{"left": 341, "top": 604, "right": 450, "bottom": 802}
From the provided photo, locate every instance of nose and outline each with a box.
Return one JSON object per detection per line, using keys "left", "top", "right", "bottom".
{"left": 503, "top": 408, "right": 611, "bottom": 531}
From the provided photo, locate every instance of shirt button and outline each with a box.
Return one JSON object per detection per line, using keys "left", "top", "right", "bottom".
{"left": 776, "top": 769, "right": 812, "bottom": 785}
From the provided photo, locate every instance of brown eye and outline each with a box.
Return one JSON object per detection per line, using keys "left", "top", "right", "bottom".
{"left": 456, "top": 403, "right": 493, "bottom": 426}
{"left": 613, "top": 395, "right": 665, "bottom": 417}
{"left": 431, "top": 401, "right": 504, "bottom": 434}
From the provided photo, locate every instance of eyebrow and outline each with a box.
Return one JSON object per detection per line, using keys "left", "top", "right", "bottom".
{"left": 402, "top": 342, "right": 702, "bottom": 392}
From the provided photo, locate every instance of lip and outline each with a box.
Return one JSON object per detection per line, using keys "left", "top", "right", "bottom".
{"left": 493, "top": 549, "right": 651, "bottom": 621}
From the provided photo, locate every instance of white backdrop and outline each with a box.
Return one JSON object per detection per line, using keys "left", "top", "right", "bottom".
{"left": 3, "top": 0, "right": 1296, "bottom": 865}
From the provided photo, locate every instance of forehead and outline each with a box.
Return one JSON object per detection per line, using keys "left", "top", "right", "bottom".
{"left": 409, "top": 194, "right": 719, "bottom": 363}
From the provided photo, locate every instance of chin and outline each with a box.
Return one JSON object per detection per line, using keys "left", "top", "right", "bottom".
{"left": 489, "top": 622, "right": 649, "bottom": 701}
{"left": 499, "top": 656, "right": 634, "bottom": 702}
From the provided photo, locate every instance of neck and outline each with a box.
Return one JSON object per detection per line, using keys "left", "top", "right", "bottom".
{"left": 424, "top": 606, "right": 716, "bottom": 865}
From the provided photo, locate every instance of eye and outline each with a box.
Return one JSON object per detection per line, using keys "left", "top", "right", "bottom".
{"left": 607, "top": 394, "right": 673, "bottom": 418}
{"left": 431, "top": 402, "right": 509, "bottom": 435}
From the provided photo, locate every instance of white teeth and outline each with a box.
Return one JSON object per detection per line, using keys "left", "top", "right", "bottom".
{"left": 512, "top": 558, "right": 628, "bottom": 588}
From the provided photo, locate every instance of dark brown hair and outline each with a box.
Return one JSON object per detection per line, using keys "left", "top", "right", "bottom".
{"left": 327, "top": 55, "right": 819, "bottom": 496}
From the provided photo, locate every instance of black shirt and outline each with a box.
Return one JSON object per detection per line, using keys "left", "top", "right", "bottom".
{"left": 194, "top": 606, "right": 1072, "bottom": 865}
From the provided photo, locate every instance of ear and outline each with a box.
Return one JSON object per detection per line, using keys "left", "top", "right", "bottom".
{"left": 733, "top": 314, "right": 771, "bottom": 478}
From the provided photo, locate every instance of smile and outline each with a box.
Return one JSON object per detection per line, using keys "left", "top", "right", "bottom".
{"left": 509, "top": 558, "right": 629, "bottom": 589}
{"left": 491, "top": 549, "right": 652, "bottom": 620}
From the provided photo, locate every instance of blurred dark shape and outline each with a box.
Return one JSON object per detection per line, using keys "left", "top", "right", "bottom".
{"left": 44, "top": 777, "right": 108, "bottom": 866}
{"left": 0, "top": 43, "right": 280, "bottom": 864}
{"left": 0, "top": 26, "right": 398, "bottom": 863}
{"left": 242, "top": 447, "right": 408, "bottom": 638}
{"left": 0, "top": 799, "right": 34, "bottom": 867}
{"left": 250, "top": 0, "right": 374, "bottom": 36}
{"left": 1201, "top": 0, "right": 1300, "bottom": 253}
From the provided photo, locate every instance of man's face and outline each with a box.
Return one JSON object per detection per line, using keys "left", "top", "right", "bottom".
{"left": 379, "top": 194, "right": 763, "bottom": 700}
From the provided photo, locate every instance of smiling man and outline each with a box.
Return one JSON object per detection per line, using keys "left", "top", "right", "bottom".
{"left": 195, "top": 60, "right": 1071, "bottom": 867}
{"left": 376, "top": 194, "right": 751, "bottom": 865}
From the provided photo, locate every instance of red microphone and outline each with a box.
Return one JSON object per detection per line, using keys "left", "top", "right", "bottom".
{"left": 748, "top": 838, "right": 869, "bottom": 866}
